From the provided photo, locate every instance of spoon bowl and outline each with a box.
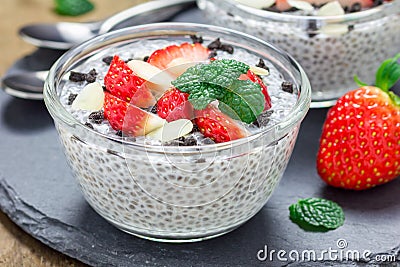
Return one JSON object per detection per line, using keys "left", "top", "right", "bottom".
{"left": 19, "top": 0, "right": 195, "bottom": 50}
{"left": 1, "top": 71, "right": 47, "bottom": 100}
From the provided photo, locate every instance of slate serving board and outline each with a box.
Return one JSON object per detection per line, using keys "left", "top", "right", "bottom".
{"left": 0, "top": 7, "right": 399, "bottom": 267}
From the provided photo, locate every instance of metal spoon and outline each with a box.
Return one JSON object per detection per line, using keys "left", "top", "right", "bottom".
{"left": 1, "top": 71, "right": 48, "bottom": 100}
{"left": 19, "top": 0, "right": 195, "bottom": 50}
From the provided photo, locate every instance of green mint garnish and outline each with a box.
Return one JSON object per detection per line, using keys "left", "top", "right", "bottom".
{"left": 289, "top": 198, "right": 344, "bottom": 232}
{"left": 55, "top": 0, "right": 94, "bottom": 16}
{"left": 172, "top": 59, "right": 265, "bottom": 123}
{"left": 354, "top": 53, "right": 400, "bottom": 106}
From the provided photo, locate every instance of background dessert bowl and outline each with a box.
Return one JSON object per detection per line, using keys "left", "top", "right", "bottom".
{"left": 197, "top": 0, "right": 400, "bottom": 107}
{"left": 44, "top": 23, "right": 311, "bottom": 242}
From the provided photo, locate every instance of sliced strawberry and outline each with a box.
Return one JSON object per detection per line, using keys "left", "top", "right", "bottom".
{"left": 195, "top": 105, "right": 248, "bottom": 143}
{"left": 239, "top": 70, "right": 271, "bottom": 110}
{"left": 147, "top": 42, "right": 210, "bottom": 71}
{"left": 157, "top": 88, "right": 194, "bottom": 122}
{"left": 104, "top": 92, "right": 165, "bottom": 136}
{"left": 104, "top": 55, "right": 155, "bottom": 108}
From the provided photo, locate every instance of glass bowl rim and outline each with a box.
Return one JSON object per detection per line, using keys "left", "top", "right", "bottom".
{"left": 201, "top": 0, "right": 398, "bottom": 23}
{"left": 44, "top": 22, "right": 311, "bottom": 153}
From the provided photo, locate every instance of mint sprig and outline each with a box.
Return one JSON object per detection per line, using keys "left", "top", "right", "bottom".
{"left": 289, "top": 198, "right": 344, "bottom": 232}
{"left": 55, "top": 0, "right": 94, "bottom": 16}
{"left": 172, "top": 59, "right": 265, "bottom": 123}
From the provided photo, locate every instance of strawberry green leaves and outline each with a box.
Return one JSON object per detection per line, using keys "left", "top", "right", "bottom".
{"left": 172, "top": 59, "right": 265, "bottom": 123}
{"left": 375, "top": 53, "right": 400, "bottom": 92}
{"left": 354, "top": 53, "right": 400, "bottom": 106}
{"left": 289, "top": 198, "right": 345, "bottom": 232}
{"left": 54, "top": 0, "right": 94, "bottom": 16}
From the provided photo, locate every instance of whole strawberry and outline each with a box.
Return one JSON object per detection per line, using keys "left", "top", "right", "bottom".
{"left": 317, "top": 54, "right": 400, "bottom": 190}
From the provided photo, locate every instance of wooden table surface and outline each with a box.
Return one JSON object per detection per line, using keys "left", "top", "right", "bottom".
{"left": 0, "top": 0, "right": 147, "bottom": 265}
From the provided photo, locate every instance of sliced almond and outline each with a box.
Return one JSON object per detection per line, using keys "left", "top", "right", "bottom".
{"left": 146, "top": 119, "right": 193, "bottom": 142}
{"left": 316, "top": 1, "right": 345, "bottom": 16}
{"left": 166, "top": 57, "right": 198, "bottom": 77}
{"left": 127, "top": 60, "right": 174, "bottom": 89}
{"left": 234, "top": 0, "right": 276, "bottom": 9}
{"left": 320, "top": 24, "right": 348, "bottom": 36}
{"left": 250, "top": 65, "right": 270, "bottom": 76}
{"left": 71, "top": 82, "right": 104, "bottom": 111}
{"left": 287, "top": 0, "right": 314, "bottom": 11}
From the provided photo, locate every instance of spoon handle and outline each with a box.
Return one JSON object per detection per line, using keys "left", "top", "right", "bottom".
{"left": 98, "top": 0, "right": 196, "bottom": 34}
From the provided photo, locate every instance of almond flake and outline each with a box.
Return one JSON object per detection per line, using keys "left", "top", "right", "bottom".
{"left": 250, "top": 65, "right": 270, "bottom": 76}
{"left": 316, "top": 1, "right": 345, "bottom": 16}
{"left": 287, "top": 0, "right": 314, "bottom": 11}
{"left": 146, "top": 119, "right": 193, "bottom": 142}
{"left": 71, "top": 82, "right": 104, "bottom": 111}
{"left": 234, "top": 0, "right": 276, "bottom": 9}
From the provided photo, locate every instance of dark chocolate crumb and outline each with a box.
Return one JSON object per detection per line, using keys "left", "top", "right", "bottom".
{"left": 348, "top": 25, "right": 354, "bottom": 32}
{"left": 124, "top": 58, "right": 133, "bottom": 63}
{"left": 181, "top": 135, "right": 198, "bottom": 146}
{"left": 69, "top": 71, "right": 86, "bottom": 82}
{"left": 102, "top": 85, "right": 106, "bottom": 91}
{"left": 116, "top": 130, "right": 123, "bottom": 137}
{"left": 208, "top": 49, "right": 218, "bottom": 59}
{"left": 191, "top": 124, "right": 200, "bottom": 133}
{"left": 207, "top": 38, "right": 222, "bottom": 50}
{"left": 190, "top": 35, "right": 203, "bottom": 44}
{"left": 84, "top": 122, "right": 94, "bottom": 129}
{"left": 67, "top": 93, "right": 78, "bottom": 105}
{"left": 350, "top": 2, "right": 362, "bottom": 12}
{"left": 256, "top": 58, "right": 270, "bottom": 72}
{"left": 281, "top": 81, "right": 294, "bottom": 94}
{"left": 343, "top": 6, "right": 349, "bottom": 13}
{"left": 88, "top": 110, "right": 104, "bottom": 124}
{"left": 227, "top": 12, "right": 234, "bottom": 17}
{"left": 143, "top": 105, "right": 157, "bottom": 114}
{"left": 202, "top": 138, "right": 215, "bottom": 145}
{"left": 102, "top": 56, "right": 113, "bottom": 65}
{"left": 220, "top": 44, "right": 234, "bottom": 54}
{"left": 143, "top": 56, "right": 149, "bottom": 62}
{"left": 253, "top": 110, "right": 274, "bottom": 128}
{"left": 307, "top": 20, "right": 318, "bottom": 38}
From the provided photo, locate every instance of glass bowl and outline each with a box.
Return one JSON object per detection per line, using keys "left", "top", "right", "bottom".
{"left": 44, "top": 22, "right": 311, "bottom": 242}
{"left": 197, "top": 0, "right": 400, "bottom": 107}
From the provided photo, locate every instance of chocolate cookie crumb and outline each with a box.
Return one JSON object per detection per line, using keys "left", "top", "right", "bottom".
{"left": 116, "top": 130, "right": 123, "bottom": 137}
{"left": 85, "top": 69, "right": 97, "bottom": 83}
{"left": 256, "top": 58, "right": 270, "bottom": 72}
{"left": 350, "top": 2, "right": 361, "bottom": 12}
{"left": 69, "top": 71, "right": 86, "bottom": 82}
{"left": 67, "top": 93, "right": 78, "bottom": 105}
{"left": 220, "top": 44, "right": 234, "bottom": 54}
{"left": 84, "top": 122, "right": 94, "bottom": 129}
{"left": 281, "top": 81, "right": 294, "bottom": 94}
{"left": 102, "top": 56, "right": 113, "bottom": 65}
{"left": 253, "top": 110, "right": 274, "bottom": 128}
{"left": 143, "top": 105, "right": 157, "bottom": 114}
{"left": 191, "top": 124, "right": 200, "bottom": 133}
{"left": 207, "top": 38, "right": 222, "bottom": 50}
{"left": 208, "top": 49, "right": 218, "bottom": 59}
{"left": 88, "top": 110, "right": 104, "bottom": 124}
{"left": 181, "top": 135, "right": 198, "bottom": 146}
{"left": 190, "top": 35, "right": 203, "bottom": 44}
{"left": 143, "top": 56, "right": 149, "bottom": 62}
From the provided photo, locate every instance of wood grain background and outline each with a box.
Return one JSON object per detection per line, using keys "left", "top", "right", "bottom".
{"left": 0, "top": 0, "right": 147, "bottom": 265}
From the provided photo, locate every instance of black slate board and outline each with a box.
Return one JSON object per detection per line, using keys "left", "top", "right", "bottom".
{"left": 0, "top": 7, "right": 399, "bottom": 267}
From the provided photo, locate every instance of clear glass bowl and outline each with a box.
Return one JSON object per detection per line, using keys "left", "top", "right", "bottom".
{"left": 44, "top": 23, "right": 311, "bottom": 242}
{"left": 197, "top": 0, "right": 400, "bottom": 107}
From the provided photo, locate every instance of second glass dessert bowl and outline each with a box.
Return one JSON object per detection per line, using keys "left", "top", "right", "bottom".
{"left": 197, "top": 0, "right": 400, "bottom": 107}
{"left": 44, "top": 23, "right": 311, "bottom": 242}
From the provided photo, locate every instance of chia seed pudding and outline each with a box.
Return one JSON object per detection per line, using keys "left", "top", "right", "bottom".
{"left": 44, "top": 24, "right": 311, "bottom": 241}
{"left": 197, "top": 0, "right": 400, "bottom": 107}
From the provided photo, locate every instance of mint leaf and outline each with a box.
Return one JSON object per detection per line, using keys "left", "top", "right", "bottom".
{"left": 375, "top": 53, "right": 400, "bottom": 92}
{"left": 55, "top": 0, "right": 94, "bottom": 16}
{"left": 289, "top": 198, "right": 344, "bottom": 232}
{"left": 172, "top": 59, "right": 265, "bottom": 123}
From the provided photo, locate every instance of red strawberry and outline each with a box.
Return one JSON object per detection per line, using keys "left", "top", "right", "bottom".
{"left": 104, "top": 55, "right": 155, "bottom": 108}
{"left": 239, "top": 70, "right": 271, "bottom": 110}
{"left": 147, "top": 42, "right": 210, "bottom": 70}
{"left": 104, "top": 92, "right": 165, "bottom": 136}
{"left": 157, "top": 88, "right": 194, "bottom": 122}
{"left": 317, "top": 54, "right": 400, "bottom": 190}
{"left": 195, "top": 105, "right": 248, "bottom": 143}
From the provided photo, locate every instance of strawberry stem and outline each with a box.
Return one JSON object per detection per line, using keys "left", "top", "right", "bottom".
{"left": 375, "top": 53, "right": 400, "bottom": 93}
